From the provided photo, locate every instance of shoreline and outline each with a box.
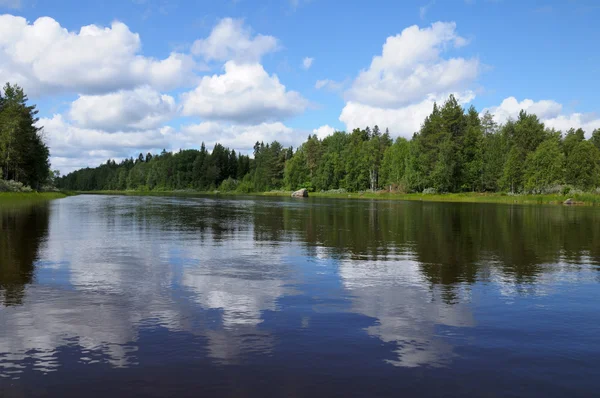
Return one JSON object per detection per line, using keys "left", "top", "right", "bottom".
{"left": 0, "top": 192, "right": 68, "bottom": 205}
{"left": 71, "top": 190, "right": 600, "bottom": 206}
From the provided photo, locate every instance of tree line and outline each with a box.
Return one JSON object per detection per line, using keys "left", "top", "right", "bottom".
{"left": 57, "top": 95, "right": 600, "bottom": 194}
{"left": 0, "top": 83, "right": 51, "bottom": 190}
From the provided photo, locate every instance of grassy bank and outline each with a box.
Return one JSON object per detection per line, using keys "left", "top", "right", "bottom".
{"left": 0, "top": 191, "right": 68, "bottom": 206}
{"left": 74, "top": 190, "right": 600, "bottom": 206}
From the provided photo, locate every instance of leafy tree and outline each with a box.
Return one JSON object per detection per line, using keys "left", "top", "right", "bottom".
{"left": 563, "top": 128, "right": 585, "bottom": 157}
{"left": 590, "top": 129, "right": 600, "bottom": 151}
{"left": 523, "top": 139, "right": 565, "bottom": 193}
{"left": 380, "top": 137, "right": 409, "bottom": 189}
{"left": 501, "top": 146, "right": 525, "bottom": 193}
{"left": 481, "top": 112, "right": 505, "bottom": 191}
{"left": 566, "top": 141, "right": 600, "bottom": 190}
{"left": 462, "top": 106, "right": 484, "bottom": 191}
{"left": 54, "top": 94, "right": 600, "bottom": 196}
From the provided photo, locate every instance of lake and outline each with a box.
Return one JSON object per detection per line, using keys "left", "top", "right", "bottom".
{"left": 1, "top": 195, "right": 599, "bottom": 397}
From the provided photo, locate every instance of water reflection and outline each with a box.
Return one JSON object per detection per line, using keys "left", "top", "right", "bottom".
{"left": 337, "top": 255, "right": 474, "bottom": 367}
{"left": 0, "top": 195, "right": 599, "bottom": 396}
{"left": 0, "top": 203, "right": 50, "bottom": 306}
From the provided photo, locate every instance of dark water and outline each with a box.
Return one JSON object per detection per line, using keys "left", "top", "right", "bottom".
{"left": 1, "top": 195, "right": 599, "bottom": 397}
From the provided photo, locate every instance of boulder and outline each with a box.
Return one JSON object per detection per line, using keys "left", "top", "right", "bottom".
{"left": 291, "top": 188, "right": 309, "bottom": 198}
{"left": 564, "top": 198, "right": 573, "bottom": 205}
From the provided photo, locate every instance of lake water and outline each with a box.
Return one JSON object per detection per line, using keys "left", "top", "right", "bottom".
{"left": 1, "top": 195, "right": 599, "bottom": 397}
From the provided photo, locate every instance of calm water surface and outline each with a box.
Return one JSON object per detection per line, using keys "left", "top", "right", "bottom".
{"left": 1, "top": 195, "right": 599, "bottom": 397}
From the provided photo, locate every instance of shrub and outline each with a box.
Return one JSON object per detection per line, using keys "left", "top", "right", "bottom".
{"left": 0, "top": 179, "right": 33, "bottom": 192}
{"left": 219, "top": 177, "right": 239, "bottom": 192}
{"left": 236, "top": 180, "right": 254, "bottom": 193}
{"left": 422, "top": 187, "right": 437, "bottom": 195}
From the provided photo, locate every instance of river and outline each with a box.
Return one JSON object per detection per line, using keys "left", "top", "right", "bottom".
{"left": 1, "top": 195, "right": 599, "bottom": 397}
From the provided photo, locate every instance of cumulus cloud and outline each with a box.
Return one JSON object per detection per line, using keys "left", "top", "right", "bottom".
{"left": 345, "top": 22, "right": 476, "bottom": 108}
{"left": 302, "top": 57, "right": 314, "bottom": 70}
{"left": 312, "top": 124, "right": 336, "bottom": 139}
{"left": 483, "top": 97, "right": 562, "bottom": 123}
{"left": 339, "top": 21, "right": 480, "bottom": 137}
{"left": 180, "top": 61, "right": 308, "bottom": 124}
{"left": 69, "top": 87, "right": 176, "bottom": 131}
{"left": 483, "top": 97, "right": 600, "bottom": 136}
{"left": 0, "top": 15, "right": 195, "bottom": 96}
{"left": 191, "top": 18, "right": 279, "bottom": 63}
{"left": 39, "top": 114, "right": 173, "bottom": 173}
{"left": 341, "top": 92, "right": 475, "bottom": 137}
{"left": 178, "top": 121, "right": 302, "bottom": 153}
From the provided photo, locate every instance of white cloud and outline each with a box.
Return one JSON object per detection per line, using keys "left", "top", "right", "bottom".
{"left": 180, "top": 61, "right": 308, "bottom": 124}
{"left": 178, "top": 121, "right": 303, "bottom": 153}
{"left": 69, "top": 87, "right": 176, "bottom": 131}
{"left": 39, "top": 114, "right": 173, "bottom": 173}
{"left": 0, "top": 15, "right": 195, "bottom": 96}
{"left": 483, "top": 97, "right": 600, "bottom": 136}
{"left": 191, "top": 18, "right": 279, "bottom": 63}
{"left": 312, "top": 124, "right": 336, "bottom": 139}
{"left": 339, "top": 21, "right": 479, "bottom": 137}
{"left": 483, "top": 97, "right": 562, "bottom": 124}
{"left": 302, "top": 57, "right": 314, "bottom": 70}
{"left": 315, "top": 78, "right": 345, "bottom": 92}
{"left": 345, "top": 22, "right": 477, "bottom": 108}
{"left": 340, "top": 92, "right": 475, "bottom": 138}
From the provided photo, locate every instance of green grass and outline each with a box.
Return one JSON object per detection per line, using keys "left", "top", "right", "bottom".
{"left": 0, "top": 191, "right": 68, "bottom": 206}
{"left": 73, "top": 189, "right": 600, "bottom": 206}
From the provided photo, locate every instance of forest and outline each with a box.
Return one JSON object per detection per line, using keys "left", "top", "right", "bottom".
{"left": 0, "top": 83, "right": 51, "bottom": 191}
{"left": 56, "top": 94, "right": 600, "bottom": 195}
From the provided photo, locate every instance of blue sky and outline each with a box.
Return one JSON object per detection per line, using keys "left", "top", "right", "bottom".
{"left": 1, "top": 0, "right": 599, "bottom": 172}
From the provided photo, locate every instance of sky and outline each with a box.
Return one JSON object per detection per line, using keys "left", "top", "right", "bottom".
{"left": 0, "top": 0, "right": 599, "bottom": 173}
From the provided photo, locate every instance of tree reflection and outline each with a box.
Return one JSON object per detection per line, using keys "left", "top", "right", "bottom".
{"left": 0, "top": 203, "right": 50, "bottom": 306}
{"left": 247, "top": 199, "right": 600, "bottom": 302}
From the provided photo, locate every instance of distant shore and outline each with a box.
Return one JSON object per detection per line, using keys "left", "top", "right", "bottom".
{"left": 71, "top": 190, "right": 600, "bottom": 206}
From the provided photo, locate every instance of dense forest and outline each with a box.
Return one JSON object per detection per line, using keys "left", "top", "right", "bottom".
{"left": 57, "top": 94, "right": 600, "bottom": 194}
{"left": 0, "top": 83, "right": 51, "bottom": 190}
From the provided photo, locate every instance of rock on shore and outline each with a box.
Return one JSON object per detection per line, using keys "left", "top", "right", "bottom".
{"left": 291, "top": 188, "right": 309, "bottom": 198}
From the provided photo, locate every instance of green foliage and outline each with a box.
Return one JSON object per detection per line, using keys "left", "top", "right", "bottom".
{"left": 0, "top": 179, "right": 33, "bottom": 192}
{"left": 566, "top": 141, "right": 600, "bottom": 190}
{"left": 57, "top": 95, "right": 600, "bottom": 196}
{"left": 219, "top": 177, "right": 239, "bottom": 192}
{"left": 0, "top": 83, "right": 50, "bottom": 189}
{"left": 563, "top": 128, "right": 585, "bottom": 157}
{"left": 591, "top": 129, "right": 600, "bottom": 151}
{"left": 523, "top": 139, "right": 565, "bottom": 193}
{"left": 380, "top": 137, "right": 409, "bottom": 189}
{"left": 501, "top": 146, "right": 525, "bottom": 193}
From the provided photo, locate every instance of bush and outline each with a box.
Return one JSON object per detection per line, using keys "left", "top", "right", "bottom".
{"left": 236, "top": 180, "right": 254, "bottom": 193}
{"left": 422, "top": 187, "right": 437, "bottom": 195}
{"left": 219, "top": 177, "right": 239, "bottom": 192}
{"left": 0, "top": 179, "right": 33, "bottom": 192}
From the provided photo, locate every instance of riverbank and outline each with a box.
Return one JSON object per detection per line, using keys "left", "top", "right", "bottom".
{"left": 0, "top": 191, "right": 68, "bottom": 206}
{"left": 73, "top": 190, "right": 600, "bottom": 206}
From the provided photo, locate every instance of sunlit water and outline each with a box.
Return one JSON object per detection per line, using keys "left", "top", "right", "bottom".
{"left": 1, "top": 195, "right": 599, "bottom": 397}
